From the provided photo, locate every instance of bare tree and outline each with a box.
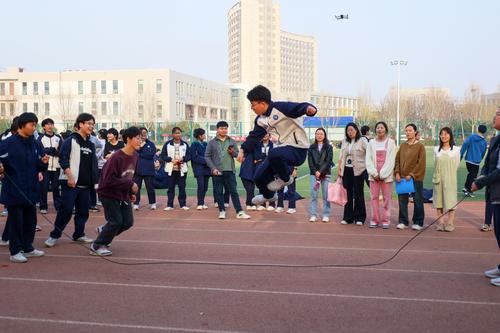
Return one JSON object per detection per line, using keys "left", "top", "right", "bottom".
{"left": 458, "top": 84, "right": 490, "bottom": 134}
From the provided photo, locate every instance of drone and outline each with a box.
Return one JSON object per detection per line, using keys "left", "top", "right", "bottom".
{"left": 334, "top": 14, "right": 349, "bottom": 20}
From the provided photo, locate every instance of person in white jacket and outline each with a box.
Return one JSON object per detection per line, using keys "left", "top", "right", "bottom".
{"left": 365, "top": 122, "right": 397, "bottom": 229}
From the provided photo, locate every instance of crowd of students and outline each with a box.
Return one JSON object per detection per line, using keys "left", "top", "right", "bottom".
{"left": 0, "top": 85, "right": 498, "bottom": 288}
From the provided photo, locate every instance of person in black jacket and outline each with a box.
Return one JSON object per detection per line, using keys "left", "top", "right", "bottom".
{"left": 133, "top": 127, "right": 157, "bottom": 210}
{"left": 307, "top": 128, "right": 334, "bottom": 223}
{"left": 190, "top": 128, "right": 211, "bottom": 210}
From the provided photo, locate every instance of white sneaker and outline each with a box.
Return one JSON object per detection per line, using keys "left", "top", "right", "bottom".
{"left": 163, "top": 206, "right": 174, "bottom": 211}
{"left": 89, "top": 244, "right": 112, "bottom": 256}
{"left": 202, "top": 205, "right": 209, "bottom": 210}
{"left": 40, "top": 209, "right": 48, "bottom": 214}
{"left": 340, "top": 220, "right": 348, "bottom": 225}
{"left": 218, "top": 211, "right": 226, "bottom": 219}
{"left": 133, "top": 205, "right": 139, "bottom": 211}
{"left": 0, "top": 240, "right": 9, "bottom": 246}
{"left": 309, "top": 216, "right": 317, "bottom": 223}
{"left": 246, "top": 205, "right": 255, "bottom": 211}
{"left": 181, "top": 206, "right": 190, "bottom": 211}
{"left": 484, "top": 267, "right": 500, "bottom": 278}
{"left": 96, "top": 225, "right": 104, "bottom": 235}
{"left": 252, "top": 194, "right": 278, "bottom": 206}
{"left": 266, "top": 206, "right": 275, "bottom": 212}
{"left": 224, "top": 203, "right": 229, "bottom": 208}
{"left": 10, "top": 252, "right": 27, "bottom": 263}
{"left": 382, "top": 223, "right": 390, "bottom": 229}
{"left": 44, "top": 237, "right": 57, "bottom": 247}
{"left": 396, "top": 223, "right": 407, "bottom": 230}
{"left": 237, "top": 211, "right": 251, "bottom": 219}
{"left": 275, "top": 207, "right": 284, "bottom": 213}
{"left": 35, "top": 225, "right": 42, "bottom": 231}
{"left": 74, "top": 236, "right": 93, "bottom": 244}
{"left": 197, "top": 205, "right": 204, "bottom": 210}
{"left": 412, "top": 224, "right": 423, "bottom": 231}
{"left": 355, "top": 221, "right": 363, "bottom": 226}
{"left": 150, "top": 204, "right": 157, "bottom": 210}
{"left": 369, "top": 221, "right": 378, "bottom": 228}
{"left": 491, "top": 277, "right": 500, "bottom": 287}
{"left": 23, "top": 249, "right": 44, "bottom": 257}
{"left": 257, "top": 205, "right": 266, "bottom": 211}
{"left": 267, "top": 176, "right": 295, "bottom": 192}
{"left": 214, "top": 202, "right": 219, "bottom": 208}
{"left": 96, "top": 201, "right": 102, "bottom": 206}
{"left": 322, "top": 216, "right": 329, "bottom": 223}
{"left": 286, "top": 208, "right": 296, "bottom": 214}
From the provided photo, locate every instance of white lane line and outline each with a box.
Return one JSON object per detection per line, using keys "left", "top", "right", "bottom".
{"left": 31, "top": 238, "right": 499, "bottom": 256}
{"left": 0, "top": 252, "right": 486, "bottom": 276}
{"left": 0, "top": 277, "right": 498, "bottom": 307}
{"left": 0, "top": 315, "right": 245, "bottom": 333}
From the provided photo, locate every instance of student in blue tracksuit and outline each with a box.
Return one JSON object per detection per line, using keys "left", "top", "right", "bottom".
{"left": 239, "top": 148, "right": 257, "bottom": 211}
{"left": 133, "top": 127, "right": 157, "bottom": 211}
{"left": 0, "top": 112, "right": 49, "bottom": 263}
{"left": 45, "top": 113, "right": 98, "bottom": 248}
{"left": 237, "top": 85, "right": 317, "bottom": 206}
{"left": 190, "top": 128, "right": 211, "bottom": 210}
{"left": 461, "top": 125, "right": 488, "bottom": 196}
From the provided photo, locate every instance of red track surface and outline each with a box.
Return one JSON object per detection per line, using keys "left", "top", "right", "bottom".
{"left": 0, "top": 197, "right": 499, "bottom": 332}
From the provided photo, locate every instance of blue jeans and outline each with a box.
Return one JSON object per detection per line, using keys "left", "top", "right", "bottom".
{"left": 50, "top": 184, "right": 90, "bottom": 240}
{"left": 254, "top": 146, "right": 307, "bottom": 199}
{"left": 213, "top": 171, "right": 242, "bottom": 213}
{"left": 309, "top": 175, "right": 331, "bottom": 218}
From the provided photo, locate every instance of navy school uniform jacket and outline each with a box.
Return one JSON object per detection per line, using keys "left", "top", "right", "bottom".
{"left": 190, "top": 140, "right": 211, "bottom": 177}
{"left": 239, "top": 150, "right": 256, "bottom": 182}
{"left": 136, "top": 139, "right": 157, "bottom": 176}
{"left": 0, "top": 134, "right": 48, "bottom": 206}
{"left": 58, "top": 132, "right": 99, "bottom": 186}
{"left": 254, "top": 141, "right": 274, "bottom": 162}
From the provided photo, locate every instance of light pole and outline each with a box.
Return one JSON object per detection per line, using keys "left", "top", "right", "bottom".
{"left": 390, "top": 60, "right": 407, "bottom": 145}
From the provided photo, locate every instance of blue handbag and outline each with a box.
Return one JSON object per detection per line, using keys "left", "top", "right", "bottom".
{"left": 395, "top": 178, "right": 415, "bottom": 195}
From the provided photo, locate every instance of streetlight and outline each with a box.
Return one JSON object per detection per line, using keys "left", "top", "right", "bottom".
{"left": 390, "top": 60, "right": 408, "bottom": 145}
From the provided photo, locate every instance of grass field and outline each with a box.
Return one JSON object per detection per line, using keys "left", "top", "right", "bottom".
{"left": 158, "top": 147, "right": 484, "bottom": 201}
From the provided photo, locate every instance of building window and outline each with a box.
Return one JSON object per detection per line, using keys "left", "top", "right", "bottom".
{"left": 91, "top": 80, "right": 97, "bottom": 94}
{"left": 33, "top": 102, "right": 39, "bottom": 114}
{"left": 9, "top": 82, "right": 14, "bottom": 95}
{"left": 156, "top": 102, "right": 162, "bottom": 118}
{"left": 156, "top": 79, "right": 162, "bottom": 94}
{"left": 33, "top": 82, "right": 38, "bottom": 95}
{"left": 113, "top": 101, "right": 118, "bottom": 115}
{"left": 138, "top": 80, "right": 144, "bottom": 94}
{"left": 198, "top": 106, "right": 207, "bottom": 119}
{"left": 220, "top": 109, "right": 227, "bottom": 120}
{"left": 0, "top": 83, "right": 5, "bottom": 96}
{"left": 44, "top": 102, "right": 50, "bottom": 115}
{"left": 22, "top": 82, "right": 27, "bottom": 95}
{"left": 113, "top": 80, "right": 118, "bottom": 94}
{"left": 101, "top": 80, "right": 106, "bottom": 94}
{"left": 79, "top": 102, "right": 84, "bottom": 113}
{"left": 44, "top": 82, "right": 50, "bottom": 95}
{"left": 0, "top": 103, "right": 5, "bottom": 116}
{"left": 138, "top": 101, "right": 144, "bottom": 118}
{"left": 101, "top": 102, "right": 107, "bottom": 115}
{"left": 78, "top": 81, "right": 84, "bottom": 95}
{"left": 210, "top": 108, "right": 218, "bottom": 119}
{"left": 9, "top": 103, "right": 15, "bottom": 116}
{"left": 91, "top": 102, "right": 97, "bottom": 114}
{"left": 23, "top": 103, "right": 28, "bottom": 112}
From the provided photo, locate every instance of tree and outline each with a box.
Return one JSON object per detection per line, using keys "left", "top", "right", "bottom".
{"left": 458, "top": 84, "right": 490, "bottom": 134}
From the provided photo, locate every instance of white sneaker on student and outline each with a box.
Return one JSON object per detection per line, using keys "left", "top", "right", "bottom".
{"left": 89, "top": 244, "right": 112, "bottom": 256}
{"left": 214, "top": 202, "right": 219, "bottom": 208}
{"left": 257, "top": 205, "right": 266, "bottom": 211}
{"left": 150, "top": 204, "right": 157, "bottom": 210}
{"left": 322, "top": 216, "right": 329, "bottom": 223}
{"left": 286, "top": 208, "right": 296, "bottom": 214}
{"left": 340, "top": 220, "right": 348, "bottom": 225}
{"left": 40, "top": 209, "right": 48, "bottom": 214}
{"left": 0, "top": 240, "right": 9, "bottom": 246}
{"left": 218, "top": 211, "right": 226, "bottom": 219}
{"left": 44, "top": 237, "right": 57, "bottom": 247}
{"left": 202, "top": 205, "right": 209, "bottom": 210}
{"left": 484, "top": 267, "right": 500, "bottom": 279}
{"left": 133, "top": 204, "right": 139, "bottom": 211}
{"left": 382, "top": 223, "right": 390, "bottom": 229}
{"left": 309, "top": 216, "right": 317, "bottom": 223}
{"left": 74, "top": 236, "right": 93, "bottom": 244}
{"left": 491, "top": 277, "right": 500, "bottom": 286}
{"left": 266, "top": 206, "right": 275, "bottom": 212}
{"left": 224, "top": 203, "right": 229, "bottom": 208}
{"left": 275, "top": 207, "right": 284, "bottom": 213}
{"left": 197, "top": 205, "right": 204, "bottom": 210}
{"left": 10, "top": 252, "right": 27, "bottom": 263}
{"left": 35, "top": 225, "right": 42, "bottom": 231}
{"left": 369, "top": 221, "right": 378, "bottom": 228}
{"left": 412, "top": 224, "right": 423, "bottom": 231}
{"left": 237, "top": 211, "right": 251, "bottom": 219}
{"left": 23, "top": 249, "right": 44, "bottom": 257}
{"left": 252, "top": 194, "right": 278, "bottom": 206}
{"left": 181, "top": 206, "right": 190, "bottom": 211}
{"left": 163, "top": 206, "right": 174, "bottom": 211}
{"left": 246, "top": 205, "right": 256, "bottom": 211}
{"left": 267, "top": 176, "right": 295, "bottom": 192}
{"left": 355, "top": 221, "right": 363, "bottom": 226}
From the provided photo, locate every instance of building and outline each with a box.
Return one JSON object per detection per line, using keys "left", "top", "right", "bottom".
{"left": 228, "top": 0, "right": 317, "bottom": 99}
{"left": 310, "top": 92, "right": 359, "bottom": 118}
{"left": 0, "top": 67, "right": 232, "bottom": 134}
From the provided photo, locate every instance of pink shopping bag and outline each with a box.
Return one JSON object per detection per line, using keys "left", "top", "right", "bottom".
{"left": 327, "top": 177, "right": 347, "bottom": 206}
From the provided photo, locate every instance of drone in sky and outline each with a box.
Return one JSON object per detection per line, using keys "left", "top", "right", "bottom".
{"left": 334, "top": 14, "right": 349, "bottom": 20}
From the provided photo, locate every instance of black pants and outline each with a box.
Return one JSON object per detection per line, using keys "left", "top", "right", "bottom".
{"left": 241, "top": 179, "right": 255, "bottom": 206}
{"left": 212, "top": 177, "right": 229, "bottom": 204}
{"left": 492, "top": 205, "right": 500, "bottom": 254}
{"left": 196, "top": 175, "right": 210, "bottom": 205}
{"left": 39, "top": 169, "right": 62, "bottom": 211}
{"left": 7, "top": 205, "right": 36, "bottom": 255}
{"left": 485, "top": 201, "right": 494, "bottom": 226}
{"left": 1, "top": 215, "right": 9, "bottom": 241}
{"left": 213, "top": 171, "right": 242, "bottom": 213}
{"left": 398, "top": 180, "right": 425, "bottom": 226}
{"left": 167, "top": 171, "right": 187, "bottom": 208}
{"left": 278, "top": 180, "right": 296, "bottom": 209}
{"left": 342, "top": 167, "right": 366, "bottom": 223}
{"left": 133, "top": 175, "right": 156, "bottom": 205}
{"left": 50, "top": 185, "right": 90, "bottom": 240}
{"left": 465, "top": 162, "right": 480, "bottom": 192}
{"left": 94, "top": 197, "right": 133, "bottom": 247}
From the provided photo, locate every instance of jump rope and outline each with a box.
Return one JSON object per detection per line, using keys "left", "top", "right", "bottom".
{"left": 3, "top": 171, "right": 470, "bottom": 268}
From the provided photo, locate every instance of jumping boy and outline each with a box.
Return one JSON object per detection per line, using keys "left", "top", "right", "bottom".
{"left": 237, "top": 85, "right": 317, "bottom": 205}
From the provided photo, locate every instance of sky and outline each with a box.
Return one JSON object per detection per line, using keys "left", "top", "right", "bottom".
{"left": 1, "top": 0, "right": 499, "bottom": 102}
